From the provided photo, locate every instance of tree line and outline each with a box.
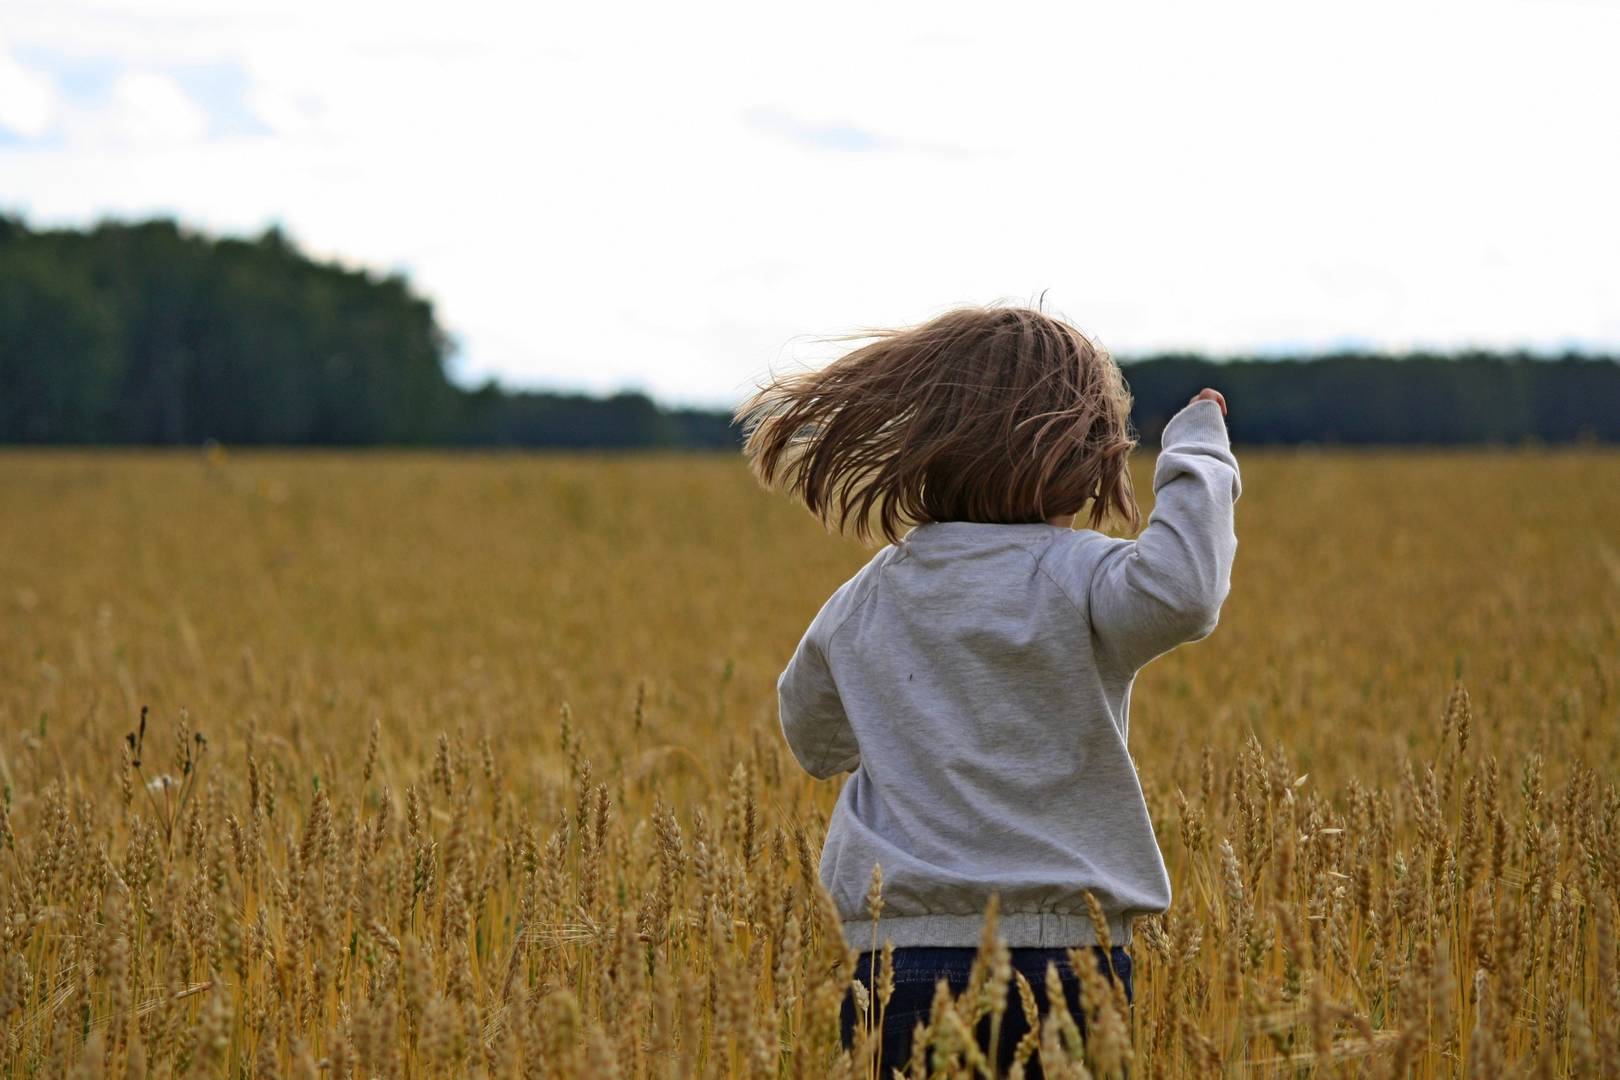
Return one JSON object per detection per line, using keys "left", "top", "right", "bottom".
{"left": 2, "top": 215, "right": 1617, "bottom": 448}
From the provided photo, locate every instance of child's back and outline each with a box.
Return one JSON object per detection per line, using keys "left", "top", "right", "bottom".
{"left": 778, "top": 399, "right": 1238, "bottom": 950}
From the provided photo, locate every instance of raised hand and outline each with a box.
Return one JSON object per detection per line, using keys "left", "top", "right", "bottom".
{"left": 1189, "top": 388, "right": 1228, "bottom": 417}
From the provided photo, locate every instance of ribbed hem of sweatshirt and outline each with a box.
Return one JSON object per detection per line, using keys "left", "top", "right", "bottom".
{"left": 841, "top": 911, "right": 1133, "bottom": 951}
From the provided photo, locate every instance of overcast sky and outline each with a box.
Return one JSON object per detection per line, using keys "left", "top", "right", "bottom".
{"left": 3, "top": 0, "right": 1617, "bottom": 406}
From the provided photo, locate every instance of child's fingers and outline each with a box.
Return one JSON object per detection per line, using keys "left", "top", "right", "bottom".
{"left": 1189, "top": 388, "right": 1228, "bottom": 416}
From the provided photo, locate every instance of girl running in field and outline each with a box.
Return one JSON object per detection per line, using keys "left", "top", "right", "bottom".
{"left": 735, "top": 302, "right": 1240, "bottom": 1075}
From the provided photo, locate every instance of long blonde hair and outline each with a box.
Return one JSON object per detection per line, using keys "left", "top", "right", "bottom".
{"left": 735, "top": 302, "right": 1141, "bottom": 545}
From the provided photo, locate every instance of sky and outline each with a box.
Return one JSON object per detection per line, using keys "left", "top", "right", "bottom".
{"left": 2, "top": 0, "right": 1617, "bottom": 408}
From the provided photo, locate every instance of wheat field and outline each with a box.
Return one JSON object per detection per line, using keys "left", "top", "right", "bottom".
{"left": 0, "top": 448, "right": 1616, "bottom": 1078}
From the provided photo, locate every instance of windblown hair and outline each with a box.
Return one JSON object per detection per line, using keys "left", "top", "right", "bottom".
{"left": 736, "top": 302, "right": 1142, "bottom": 545}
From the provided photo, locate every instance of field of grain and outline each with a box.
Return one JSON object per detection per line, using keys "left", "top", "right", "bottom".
{"left": 0, "top": 449, "right": 1616, "bottom": 1078}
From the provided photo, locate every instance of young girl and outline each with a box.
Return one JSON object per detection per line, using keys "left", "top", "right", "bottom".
{"left": 736, "top": 303, "right": 1240, "bottom": 1073}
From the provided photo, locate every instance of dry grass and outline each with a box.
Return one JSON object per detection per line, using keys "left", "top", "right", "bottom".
{"left": 0, "top": 447, "right": 1616, "bottom": 1078}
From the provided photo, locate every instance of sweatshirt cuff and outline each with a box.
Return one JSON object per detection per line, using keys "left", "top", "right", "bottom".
{"left": 1160, "top": 397, "right": 1229, "bottom": 449}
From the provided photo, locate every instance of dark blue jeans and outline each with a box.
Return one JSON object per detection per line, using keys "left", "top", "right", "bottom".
{"left": 839, "top": 945, "right": 1133, "bottom": 1078}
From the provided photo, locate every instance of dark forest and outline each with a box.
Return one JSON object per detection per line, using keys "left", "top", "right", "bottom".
{"left": 4, "top": 216, "right": 1616, "bottom": 448}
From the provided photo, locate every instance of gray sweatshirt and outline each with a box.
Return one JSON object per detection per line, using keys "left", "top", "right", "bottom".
{"left": 777, "top": 398, "right": 1241, "bottom": 950}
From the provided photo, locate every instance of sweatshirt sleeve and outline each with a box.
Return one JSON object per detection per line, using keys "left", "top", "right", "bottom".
{"left": 777, "top": 624, "right": 860, "bottom": 780}
{"left": 1088, "top": 398, "right": 1242, "bottom": 672}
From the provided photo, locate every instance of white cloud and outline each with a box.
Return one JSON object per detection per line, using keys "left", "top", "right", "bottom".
{"left": 0, "top": 45, "right": 55, "bottom": 138}
{"left": 100, "top": 71, "right": 210, "bottom": 145}
{"left": 2, "top": 0, "right": 1618, "bottom": 404}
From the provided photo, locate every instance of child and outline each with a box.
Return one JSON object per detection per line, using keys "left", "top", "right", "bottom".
{"left": 735, "top": 303, "right": 1240, "bottom": 1074}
